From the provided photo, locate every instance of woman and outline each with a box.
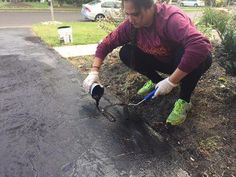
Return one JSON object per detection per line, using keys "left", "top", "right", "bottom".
{"left": 83, "top": 0, "right": 212, "bottom": 126}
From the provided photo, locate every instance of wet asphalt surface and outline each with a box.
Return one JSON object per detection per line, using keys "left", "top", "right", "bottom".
{"left": 0, "top": 28, "right": 190, "bottom": 177}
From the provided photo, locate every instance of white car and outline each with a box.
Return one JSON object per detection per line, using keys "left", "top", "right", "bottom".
{"left": 81, "top": 0, "right": 122, "bottom": 21}
{"left": 179, "top": 0, "right": 205, "bottom": 7}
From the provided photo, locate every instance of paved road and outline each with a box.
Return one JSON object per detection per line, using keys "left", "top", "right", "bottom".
{"left": 0, "top": 11, "right": 200, "bottom": 27}
{"left": 0, "top": 11, "right": 83, "bottom": 27}
{"left": 0, "top": 28, "right": 190, "bottom": 177}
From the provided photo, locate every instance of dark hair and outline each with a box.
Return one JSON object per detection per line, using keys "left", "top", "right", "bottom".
{"left": 122, "top": 0, "right": 154, "bottom": 11}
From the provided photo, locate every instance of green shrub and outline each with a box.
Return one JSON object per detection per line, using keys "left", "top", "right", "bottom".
{"left": 221, "top": 10, "right": 236, "bottom": 75}
{"left": 200, "top": 8, "right": 230, "bottom": 40}
{"left": 215, "top": 0, "right": 225, "bottom": 6}
{"left": 199, "top": 8, "right": 236, "bottom": 76}
{"left": 223, "top": 10, "right": 236, "bottom": 56}
{"left": 195, "top": 19, "right": 215, "bottom": 40}
{"left": 98, "top": 10, "right": 124, "bottom": 34}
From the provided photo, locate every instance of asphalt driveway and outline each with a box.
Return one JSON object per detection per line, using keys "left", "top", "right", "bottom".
{"left": 0, "top": 28, "right": 190, "bottom": 177}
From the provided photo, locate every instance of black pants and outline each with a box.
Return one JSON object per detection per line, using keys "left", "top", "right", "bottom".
{"left": 119, "top": 44, "right": 212, "bottom": 102}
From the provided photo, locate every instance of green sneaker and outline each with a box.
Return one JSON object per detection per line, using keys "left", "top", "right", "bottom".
{"left": 137, "top": 80, "right": 155, "bottom": 96}
{"left": 166, "top": 99, "right": 192, "bottom": 126}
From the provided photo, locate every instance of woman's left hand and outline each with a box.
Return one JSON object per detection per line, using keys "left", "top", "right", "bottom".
{"left": 153, "top": 77, "right": 178, "bottom": 98}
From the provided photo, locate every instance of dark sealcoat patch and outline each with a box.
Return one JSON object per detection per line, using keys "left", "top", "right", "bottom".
{"left": 68, "top": 48, "right": 236, "bottom": 177}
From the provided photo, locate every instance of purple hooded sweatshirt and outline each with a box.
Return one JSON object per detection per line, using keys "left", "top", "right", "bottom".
{"left": 95, "top": 3, "right": 212, "bottom": 73}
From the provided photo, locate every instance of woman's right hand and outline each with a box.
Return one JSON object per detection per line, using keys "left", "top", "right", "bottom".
{"left": 82, "top": 71, "right": 100, "bottom": 93}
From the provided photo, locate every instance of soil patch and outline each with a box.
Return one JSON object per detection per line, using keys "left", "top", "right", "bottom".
{"left": 67, "top": 45, "right": 236, "bottom": 177}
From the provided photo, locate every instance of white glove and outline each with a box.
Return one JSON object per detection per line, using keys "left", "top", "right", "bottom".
{"left": 83, "top": 71, "right": 100, "bottom": 93}
{"left": 153, "top": 77, "right": 178, "bottom": 98}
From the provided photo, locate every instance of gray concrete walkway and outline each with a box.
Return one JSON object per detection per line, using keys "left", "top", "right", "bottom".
{"left": 54, "top": 43, "right": 98, "bottom": 58}
{"left": 0, "top": 28, "right": 190, "bottom": 177}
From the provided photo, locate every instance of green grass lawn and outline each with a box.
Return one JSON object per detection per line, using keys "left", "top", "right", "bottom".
{"left": 32, "top": 22, "right": 109, "bottom": 47}
{"left": 27, "top": 2, "right": 48, "bottom": 8}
